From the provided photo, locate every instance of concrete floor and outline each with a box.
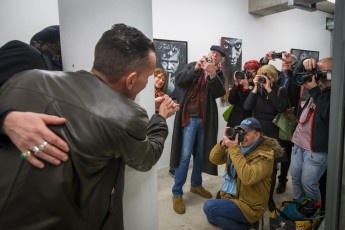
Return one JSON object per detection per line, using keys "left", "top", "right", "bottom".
{"left": 158, "top": 164, "right": 325, "bottom": 230}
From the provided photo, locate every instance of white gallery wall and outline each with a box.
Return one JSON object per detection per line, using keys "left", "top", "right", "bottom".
{"left": 153, "top": 0, "right": 333, "bottom": 169}
{"left": 0, "top": 0, "right": 59, "bottom": 46}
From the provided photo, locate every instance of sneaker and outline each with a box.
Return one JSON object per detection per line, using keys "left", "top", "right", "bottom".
{"left": 168, "top": 169, "right": 175, "bottom": 178}
{"left": 172, "top": 195, "right": 185, "bottom": 214}
{"left": 276, "top": 182, "right": 286, "bottom": 194}
{"left": 190, "top": 186, "right": 212, "bottom": 199}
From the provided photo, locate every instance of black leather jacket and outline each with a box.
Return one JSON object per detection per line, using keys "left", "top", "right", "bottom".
{"left": 0, "top": 70, "right": 168, "bottom": 230}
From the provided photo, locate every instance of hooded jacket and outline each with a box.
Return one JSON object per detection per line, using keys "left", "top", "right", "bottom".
{"left": 209, "top": 137, "right": 284, "bottom": 223}
{"left": 0, "top": 69, "right": 168, "bottom": 230}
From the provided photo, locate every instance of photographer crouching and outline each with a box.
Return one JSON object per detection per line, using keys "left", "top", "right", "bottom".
{"left": 290, "top": 58, "right": 332, "bottom": 210}
{"left": 203, "top": 118, "right": 284, "bottom": 230}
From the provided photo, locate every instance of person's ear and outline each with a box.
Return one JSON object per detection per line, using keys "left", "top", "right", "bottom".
{"left": 125, "top": 72, "right": 137, "bottom": 90}
{"left": 255, "top": 131, "right": 261, "bottom": 138}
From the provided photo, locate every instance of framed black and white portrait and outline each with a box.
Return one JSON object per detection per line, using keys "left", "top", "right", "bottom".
{"left": 221, "top": 36, "right": 243, "bottom": 102}
{"left": 291, "top": 48, "right": 319, "bottom": 62}
{"left": 153, "top": 39, "right": 188, "bottom": 100}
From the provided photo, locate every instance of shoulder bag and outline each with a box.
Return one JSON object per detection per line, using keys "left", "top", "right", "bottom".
{"left": 272, "top": 87, "right": 297, "bottom": 141}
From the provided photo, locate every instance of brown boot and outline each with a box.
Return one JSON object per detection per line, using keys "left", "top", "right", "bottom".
{"left": 172, "top": 195, "right": 185, "bottom": 214}
{"left": 190, "top": 186, "right": 212, "bottom": 199}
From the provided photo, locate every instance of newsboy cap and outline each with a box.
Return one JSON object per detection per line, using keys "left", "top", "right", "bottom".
{"left": 30, "top": 25, "right": 60, "bottom": 45}
{"left": 210, "top": 45, "right": 226, "bottom": 57}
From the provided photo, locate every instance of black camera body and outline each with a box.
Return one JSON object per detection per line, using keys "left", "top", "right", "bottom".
{"left": 235, "top": 70, "right": 253, "bottom": 81}
{"left": 226, "top": 127, "right": 245, "bottom": 142}
{"left": 272, "top": 52, "right": 283, "bottom": 59}
{"left": 258, "top": 76, "right": 266, "bottom": 84}
{"left": 296, "top": 69, "right": 332, "bottom": 86}
{"left": 257, "top": 72, "right": 268, "bottom": 84}
{"left": 295, "top": 71, "right": 315, "bottom": 86}
{"left": 205, "top": 57, "right": 213, "bottom": 63}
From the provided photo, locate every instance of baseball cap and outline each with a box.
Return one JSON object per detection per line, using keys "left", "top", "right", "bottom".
{"left": 210, "top": 45, "right": 226, "bottom": 57}
{"left": 236, "top": 117, "right": 262, "bottom": 132}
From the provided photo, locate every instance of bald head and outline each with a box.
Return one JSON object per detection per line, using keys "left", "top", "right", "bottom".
{"left": 317, "top": 58, "right": 332, "bottom": 72}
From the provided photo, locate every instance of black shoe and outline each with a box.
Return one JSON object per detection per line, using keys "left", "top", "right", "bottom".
{"left": 268, "top": 201, "right": 276, "bottom": 212}
{"left": 248, "top": 221, "right": 259, "bottom": 230}
{"left": 168, "top": 169, "right": 175, "bottom": 178}
{"left": 276, "top": 183, "right": 286, "bottom": 194}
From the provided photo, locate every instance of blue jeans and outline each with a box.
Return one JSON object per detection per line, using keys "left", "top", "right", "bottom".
{"left": 291, "top": 145, "right": 327, "bottom": 202}
{"left": 203, "top": 199, "right": 250, "bottom": 230}
{"left": 172, "top": 118, "right": 204, "bottom": 196}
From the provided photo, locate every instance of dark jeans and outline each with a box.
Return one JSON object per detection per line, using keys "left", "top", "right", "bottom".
{"left": 319, "top": 170, "right": 327, "bottom": 211}
{"left": 203, "top": 199, "right": 250, "bottom": 230}
{"left": 269, "top": 161, "right": 278, "bottom": 206}
{"left": 277, "top": 140, "right": 293, "bottom": 184}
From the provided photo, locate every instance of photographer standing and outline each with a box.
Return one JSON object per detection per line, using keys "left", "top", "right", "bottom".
{"left": 226, "top": 60, "right": 260, "bottom": 128}
{"left": 260, "top": 51, "right": 300, "bottom": 194}
{"left": 203, "top": 118, "right": 284, "bottom": 230}
{"left": 290, "top": 58, "right": 332, "bottom": 206}
{"left": 170, "top": 45, "right": 226, "bottom": 214}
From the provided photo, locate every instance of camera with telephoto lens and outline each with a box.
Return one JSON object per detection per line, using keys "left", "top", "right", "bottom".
{"left": 295, "top": 68, "right": 331, "bottom": 86}
{"left": 226, "top": 127, "right": 245, "bottom": 142}
{"left": 272, "top": 52, "right": 283, "bottom": 59}
{"left": 257, "top": 72, "right": 267, "bottom": 84}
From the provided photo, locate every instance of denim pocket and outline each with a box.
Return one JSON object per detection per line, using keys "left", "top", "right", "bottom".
{"left": 306, "top": 152, "right": 327, "bottom": 166}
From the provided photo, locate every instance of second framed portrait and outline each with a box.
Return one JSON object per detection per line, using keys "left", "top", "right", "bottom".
{"left": 153, "top": 39, "right": 188, "bottom": 100}
{"left": 221, "top": 36, "right": 243, "bottom": 102}
{"left": 290, "top": 48, "right": 319, "bottom": 62}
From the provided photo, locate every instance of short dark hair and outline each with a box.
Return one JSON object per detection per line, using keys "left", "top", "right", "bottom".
{"left": 93, "top": 23, "right": 155, "bottom": 83}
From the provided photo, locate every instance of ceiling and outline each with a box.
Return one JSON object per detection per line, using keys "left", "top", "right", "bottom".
{"left": 316, "top": 1, "right": 335, "bottom": 14}
{"left": 248, "top": 0, "right": 335, "bottom": 16}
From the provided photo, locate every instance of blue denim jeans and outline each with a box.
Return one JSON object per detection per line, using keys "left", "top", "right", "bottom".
{"left": 291, "top": 145, "right": 327, "bottom": 202}
{"left": 203, "top": 199, "right": 250, "bottom": 230}
{"left": 172, "top": 118, "right": 204, "bottom": 196}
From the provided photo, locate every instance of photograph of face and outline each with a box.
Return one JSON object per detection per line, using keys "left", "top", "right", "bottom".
{"left": 221, "top": 37, "right": 243, "bottom": 102}
{"left": 153, "top": 39, "right": 187, "bottom": 99}
{"left": 223, "top": 37, "right": 242, "bottom": 67}
{"left": 290, "top": 48, "right": 319, "bottom": 62}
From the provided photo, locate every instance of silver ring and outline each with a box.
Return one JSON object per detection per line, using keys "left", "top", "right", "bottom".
{"left": 29, "top": 146, "right": 40, "bottom": 155}
{"left": 38, "top": 141, "right": 48, "bottom": 151}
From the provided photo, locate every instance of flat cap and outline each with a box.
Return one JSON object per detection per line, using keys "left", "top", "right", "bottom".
{"left": 210, "top": 45, "right": 226, "bottom": 57}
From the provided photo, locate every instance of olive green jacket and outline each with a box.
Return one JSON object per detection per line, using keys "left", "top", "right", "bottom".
{"left": 210, "top": 137, "right": 284, "bottom": 223}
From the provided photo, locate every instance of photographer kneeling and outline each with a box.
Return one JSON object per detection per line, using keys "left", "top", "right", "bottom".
{"left": 203, "top": 117, "right": 284, "bottom": 230}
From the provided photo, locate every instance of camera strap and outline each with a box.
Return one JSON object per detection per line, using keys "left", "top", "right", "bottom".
{"left": 296, "top": 86, "right": 315, "bottom": 125}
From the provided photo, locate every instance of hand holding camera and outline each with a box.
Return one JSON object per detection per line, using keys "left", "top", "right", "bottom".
{"left": 302, "top": 58, "right": 317, "bottom": 71}
{"left": 255, "top": 72, "right": 272, "bottom": 92}
{"left": 264, "top": 50, "right": 286, "bottom": 62}
{"left": 223, "top": 127, "right": 245, "bottom": 146}
{"left": 272, "top": 51, "right": 283, "bottom": 59}
{"left": 201, "top": 56, "right": 217, "bottom": 78}
{"left": 205, "top": 56, "right": 213, "bottom": 63}
{"left": 302, "top": 75, "right": 318, "bottom": 89}
{"left": 296, "top": 69, "right": 332, "bottom": 86}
